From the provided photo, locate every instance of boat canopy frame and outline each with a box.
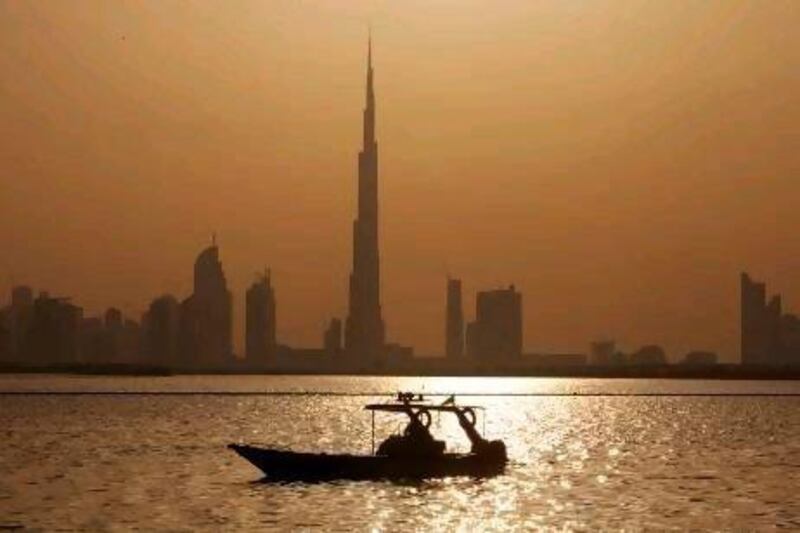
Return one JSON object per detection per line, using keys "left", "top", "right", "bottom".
{"left": 364, "top": 397, "right": 487, "bottom": 455}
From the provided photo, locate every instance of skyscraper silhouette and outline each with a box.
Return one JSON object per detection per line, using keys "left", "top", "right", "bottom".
{"left": 143, "top": 294, "right": 180, "bottom": 365}
{"left": 741, "top": 272, "right": 800, "bottom": 365}
{"left": 27, "top": 293, "right": 82, "bottom": 365}
{"left": 345, "top": 35, "right": 385, "bottom": 362}
{"left": 246, "top": 270, "right": 276, "bottom": 362}
{"left": 179, "top": 240, "right": 233, "bottom": 367}
{"left": 324, "top": 317, "right": 343, "bottom": 356}
{"left": 2, "top": 286, "right": 33, "bottom": 362}
{"left": 446, "top": 278, "right": 464, "bottom": 358}
{"left": 466, "top": 286, "right": 522, "bottom": 360}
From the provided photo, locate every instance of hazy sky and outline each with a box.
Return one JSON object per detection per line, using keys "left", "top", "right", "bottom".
{"left": 1, "top": 1, "right": 798, "bottom": 360}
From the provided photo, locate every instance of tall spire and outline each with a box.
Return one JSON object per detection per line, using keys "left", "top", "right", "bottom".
{"left": 363, "top": 30, "right": 375, "bottom": 149}
{"left": 346, "top": 31, "right": 385, "bottom": 362}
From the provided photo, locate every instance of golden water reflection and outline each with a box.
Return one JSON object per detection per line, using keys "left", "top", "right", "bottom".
{"left": 2, "top": 376, "right": 800, "bottom": 529}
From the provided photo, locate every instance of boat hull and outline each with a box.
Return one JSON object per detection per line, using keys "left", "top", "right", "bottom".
{"left": 228, "top": 444, "right": 505, "bottom": 481}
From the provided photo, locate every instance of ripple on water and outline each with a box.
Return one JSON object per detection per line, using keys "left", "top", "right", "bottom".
{"left": 1, "top": 376, "right": 800, "bottom": 529}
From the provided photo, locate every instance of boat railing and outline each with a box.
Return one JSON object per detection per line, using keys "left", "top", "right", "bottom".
{"left": 364, "top": 393, "right": 489, "bottom": 455}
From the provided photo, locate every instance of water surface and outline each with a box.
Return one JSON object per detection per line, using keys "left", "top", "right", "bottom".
{"left": 2, "top": 375, "right": 799, "bottom": 530}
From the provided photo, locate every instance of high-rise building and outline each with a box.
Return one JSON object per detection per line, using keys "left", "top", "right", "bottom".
{"left": 445, "top": 278, "right": 464, "bottom": 358}
{"left": 2, "top": 285, "right": 34, "bottom": 362}
{"left": 345, "top": 35, "right": 385, "bottom": 363}
{"left": 143, "top": 295, "right": 180, "bottom": 365}
{"left": 105, "top": 307, "right": 123, "bottom": 330}
{"left": 76, "top": 308, "right": 141, "bottom": 365}
{"left": 79, "top": 316, "right": 105, "bottom": 363}
{"left": 179, "top": 240, "right": 233, "bottom": 367}
{"left": 0, "top": 312, "right": 9, "bottom": 363}
{"left": 324, "top": 318, "right": 342, "bottom": 355}
{"left": 590, "top": 340, "right": 616, "bottom": 366}
{"left": 245, "top": 271, "right": 276, "bottom": 362}
{"left": 466, "top": 285, "right": 522, "bottom": 360}
{"left": 741, "top": 272, "right": 800, "bottom": 365}
{"left": 26, "top": 293, "right": 82, "bottom": 365}
{"left": 741, "top": 272, "right": 772, "bottom": 364}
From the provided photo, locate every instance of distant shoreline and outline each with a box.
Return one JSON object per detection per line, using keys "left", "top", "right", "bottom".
{"left": 3, "top": 362, "right": 800, "bottom": 380}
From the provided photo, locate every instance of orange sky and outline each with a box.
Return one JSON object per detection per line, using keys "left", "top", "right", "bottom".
{"left": 1, "top": 1, "right": 798, "bottom": 360}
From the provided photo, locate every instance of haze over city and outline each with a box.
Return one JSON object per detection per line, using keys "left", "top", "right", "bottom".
{"left": 2, "top": 1, "right": 799, "bottom": 360}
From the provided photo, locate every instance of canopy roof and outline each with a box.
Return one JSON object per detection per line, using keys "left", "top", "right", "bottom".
{"left": 364, "top": 403, "right": 484, "bottom": 413}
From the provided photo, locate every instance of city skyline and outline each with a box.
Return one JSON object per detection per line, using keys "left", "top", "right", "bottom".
{"left": 2, "top": 2, "right": 799, "bottom": 360}
{"left": 3, "top": 35, "right": 788, "bottom": 364}
{"left": 4, "top": 4, "right": 800, "bottom": 531}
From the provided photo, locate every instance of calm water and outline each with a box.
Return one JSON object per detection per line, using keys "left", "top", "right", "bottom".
{"left": 2, "top": 375, "right": 800, "bottom": 530}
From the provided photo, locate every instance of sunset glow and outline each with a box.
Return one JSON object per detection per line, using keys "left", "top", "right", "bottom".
{"left": 2, "top": 1, "right": 798, "bottom": 360}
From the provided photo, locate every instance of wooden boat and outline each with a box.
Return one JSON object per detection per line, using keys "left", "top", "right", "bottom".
{"left": 229, "top": 393, "right": 507, "bottom": 481}
{"left": 227, "top": 445, "right": 505, "bottom": 481}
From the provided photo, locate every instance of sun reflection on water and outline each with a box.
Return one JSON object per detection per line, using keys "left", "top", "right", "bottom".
{"left": 3, "top": 376, "right": 800, "bottom": 529}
